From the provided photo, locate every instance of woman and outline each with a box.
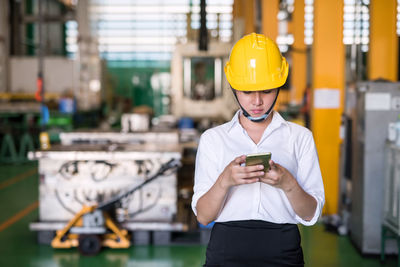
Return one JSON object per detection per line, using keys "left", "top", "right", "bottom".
{"left": 191, "top": 33, "right": 325, "bottom": 266}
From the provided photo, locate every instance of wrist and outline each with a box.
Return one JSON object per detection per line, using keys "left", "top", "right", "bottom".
{"left": 283, "top": 175, "right": 298, "bottom": 194}
{"left": 217, "top": 173, "right": 231, "bottom": 191}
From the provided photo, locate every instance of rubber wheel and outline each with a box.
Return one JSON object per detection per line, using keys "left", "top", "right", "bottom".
{"left": 37, "top": 231, "right": 55, "bottom": 245}
{"left": 78, "top": 234, "right": 102, "bottom": 256}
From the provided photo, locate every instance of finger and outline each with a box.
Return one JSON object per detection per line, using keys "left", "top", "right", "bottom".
{"left": 263, "top": 170, "right": 278, "bottom": 180}
{"left": 261, "top": 177, "right": 278, "bottom": 185}
{"left": 242, "top": 165, "right": 265, "bottom": 173}
{"left": 246, "top": 171, "right": 265, "bottom": 178}
{"left": 269, "top": 160, "right": 277, "bottom": 170}
{"left": 240, "top": 177, "right": 260, "bottom": 184}
{"left": 234, "top": 155, "right": 246, "bottom": 165}
{"left": 235, "top": 171, "right": 265, "bottom": 180}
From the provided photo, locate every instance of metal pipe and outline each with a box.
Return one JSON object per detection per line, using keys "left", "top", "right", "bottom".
{"left": 199, "top": 0, "right": 207, "bottom": 51}
{"left": 38, "top": 0, "right": 45, "bottom": 130}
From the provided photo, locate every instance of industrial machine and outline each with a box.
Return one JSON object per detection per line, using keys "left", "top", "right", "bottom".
{"left": 170, "top": 42, "right": 238, "bottom": 122}
{"left": 28, "top": 140, "right": 184, "bottom": 254}
{"left": 349, "top": 81, "right": 400, "bottom": 254}
{"left": 50, "top": 158, "right": 180, "bottom": 255}
{"left": 59, "top": 131, "right": 179, "bottom": 146}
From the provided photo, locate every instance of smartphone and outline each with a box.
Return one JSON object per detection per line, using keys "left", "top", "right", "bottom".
{"left": 245, "top": 152, "right": 271, "bottom": 172}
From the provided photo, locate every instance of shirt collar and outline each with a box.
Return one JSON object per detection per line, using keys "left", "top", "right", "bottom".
{"left": 269, "top": 111, "right": 289, "bottom": 130}
{"left": 225, "top": 109, "right": 241, "bottom": 132}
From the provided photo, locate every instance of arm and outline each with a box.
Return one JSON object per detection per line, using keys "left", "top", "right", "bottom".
{"left": 279, "top": 172, "right": 317, "bottom": 221}
{"left": 196, "top": 155, "right": 264, "bottom": 225}
{"left": 260, "top": 129, "right": 324, "bottom": 224}
{"left": 261, "top": 160, "right": 317, "bottom": 221}
{"left": 196, "top": 174, "right": 230, "bottom": 226}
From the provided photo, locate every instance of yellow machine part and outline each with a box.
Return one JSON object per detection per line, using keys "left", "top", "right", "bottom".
{"left": 102, "top": 213, "right": 130, "bottom": 248}
{"left": 51, "top": 205, "right": 130, "bottom": 250}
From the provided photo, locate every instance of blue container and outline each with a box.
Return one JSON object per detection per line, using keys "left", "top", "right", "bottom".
{"left": 59, "top": 98, "right": 76, "bottom": 114}
{"left": 178, "top": 117, "right": 194, "bottom": 129}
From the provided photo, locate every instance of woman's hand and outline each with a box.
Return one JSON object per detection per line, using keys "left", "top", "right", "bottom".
{"left": 260, "top": 160, "right": 318, "bottom": 221}
{"left": 260, "top": 160, "right": 297, "bottom": 193}
{"left": 218, "top": 155, "right": 265, "bottom": 189}
{"left": 196, "top": 155, "right": 264, "bottom": 225}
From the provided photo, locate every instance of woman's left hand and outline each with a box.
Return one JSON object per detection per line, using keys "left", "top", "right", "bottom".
{"left": 260, "top": 160, "right": 296, "bottom": 193}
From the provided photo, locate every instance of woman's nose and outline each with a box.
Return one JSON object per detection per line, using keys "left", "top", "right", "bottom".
{"left": 253, "top": 92, "right": 263, "bottom": 105}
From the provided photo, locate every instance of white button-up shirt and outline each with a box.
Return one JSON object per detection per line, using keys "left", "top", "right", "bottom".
{"left": 191, "top": 110, "right": 325, "bottom": 226}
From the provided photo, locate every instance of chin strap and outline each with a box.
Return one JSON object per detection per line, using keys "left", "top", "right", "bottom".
{"left": 231, "top": 88, "right": 280, "bottom": 123}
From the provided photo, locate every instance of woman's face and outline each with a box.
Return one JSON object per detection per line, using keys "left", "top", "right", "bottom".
{"left": 235, "top": 89, "right": 278, "bottom": 117}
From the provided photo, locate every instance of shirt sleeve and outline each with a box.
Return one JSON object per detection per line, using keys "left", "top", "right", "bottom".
{"left": 294, "top": 130, "right": 325, "bottom": 226}
{"left": 191, "top": 130, "right": 221, "bottom": 216}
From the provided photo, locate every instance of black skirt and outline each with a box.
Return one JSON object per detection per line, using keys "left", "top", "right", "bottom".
{"left": 204, "top": 220, "right": 304, "bottom": 267}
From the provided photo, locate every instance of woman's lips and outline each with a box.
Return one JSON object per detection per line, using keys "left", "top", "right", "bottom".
{"left": 251, "top": 109, "right": 264, "bottom": 114}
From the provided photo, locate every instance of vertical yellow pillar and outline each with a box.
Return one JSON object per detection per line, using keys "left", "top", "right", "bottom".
{"left": 291, "top": 0, "right": 307, "bottom": 104}
{"left": 244, "top": 0, "right": 255, "bottom": 34}
{"left": 368, "top": 0, "right": 398, "bottom": 81}
{"left": 233, "top": 0, "right": 242, "bottom": 19}
{"left": 233, "top": 0, "right": 255, "bottom": 37}
{"left": 312, "top": 0, "right": 345, "bottom": 215}
{"left": 233, "top": 0, "right": 245, "bottom": 41}
{"left": 261, "top": 0, "right": 288, "bottom": 109}
{"left": 262, "top": 0, "right": 278, "bottom": 40}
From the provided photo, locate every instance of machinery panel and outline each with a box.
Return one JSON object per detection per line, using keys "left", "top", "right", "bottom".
{"left": 350, "top": 81, "right": 400, "bottom": 254}
{"left": 171, "top": 42, "right": 238, "bottom": 121}
{"left": 59, "top": 131, "right": 179, "bottom": 145}
{"left": 29, "top": 144, "right": 181, "bottom": 223}
{"left": 383, "top": 144, "right": 400, "bottom": 234}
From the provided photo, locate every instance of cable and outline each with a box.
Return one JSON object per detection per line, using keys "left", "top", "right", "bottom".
{"left": 55, "top": 189, "right": 78, "bottom": 215}
{"left": 74, "top": 188, "right": 85, "bottom": 205}
{"left": 58, "top": 161, "right": 78, "bottom": 180}
{"left": 128, "top": 183, "right": 163, "bottom": 219}
{"left": 58, "top": 160, "right": 116, "bottom": 182}
{"left": 90, "top": 161, "right": 116, "bottom": 182}
{"left": 97, "top": 158, "right": 180, "bottom": 211}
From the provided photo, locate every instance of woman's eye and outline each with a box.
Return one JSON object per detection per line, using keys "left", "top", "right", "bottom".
{"left": 243, "top": 91, "right": 252, "bottom": 95}
{"left": 262, "top": 90, "right": 272, "bottom": 94}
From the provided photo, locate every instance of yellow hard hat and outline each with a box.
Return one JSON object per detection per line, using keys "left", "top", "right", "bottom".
{"left": 224, "top": 33, "right": 289, "bottom": 91}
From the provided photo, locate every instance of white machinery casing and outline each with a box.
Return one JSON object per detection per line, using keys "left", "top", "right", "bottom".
{"left": 29, "top": 143, "right": 181, "bottom": 223}
{"left": 171, "top": 42, "right": 238, "bottom": 121}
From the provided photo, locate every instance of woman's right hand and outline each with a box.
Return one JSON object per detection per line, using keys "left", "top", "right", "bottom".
{"left": 218, "top": 155, "right": 265, "bottom": 189}
{"left": 196, "top": 155, "right": 263, "bottom": 225}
